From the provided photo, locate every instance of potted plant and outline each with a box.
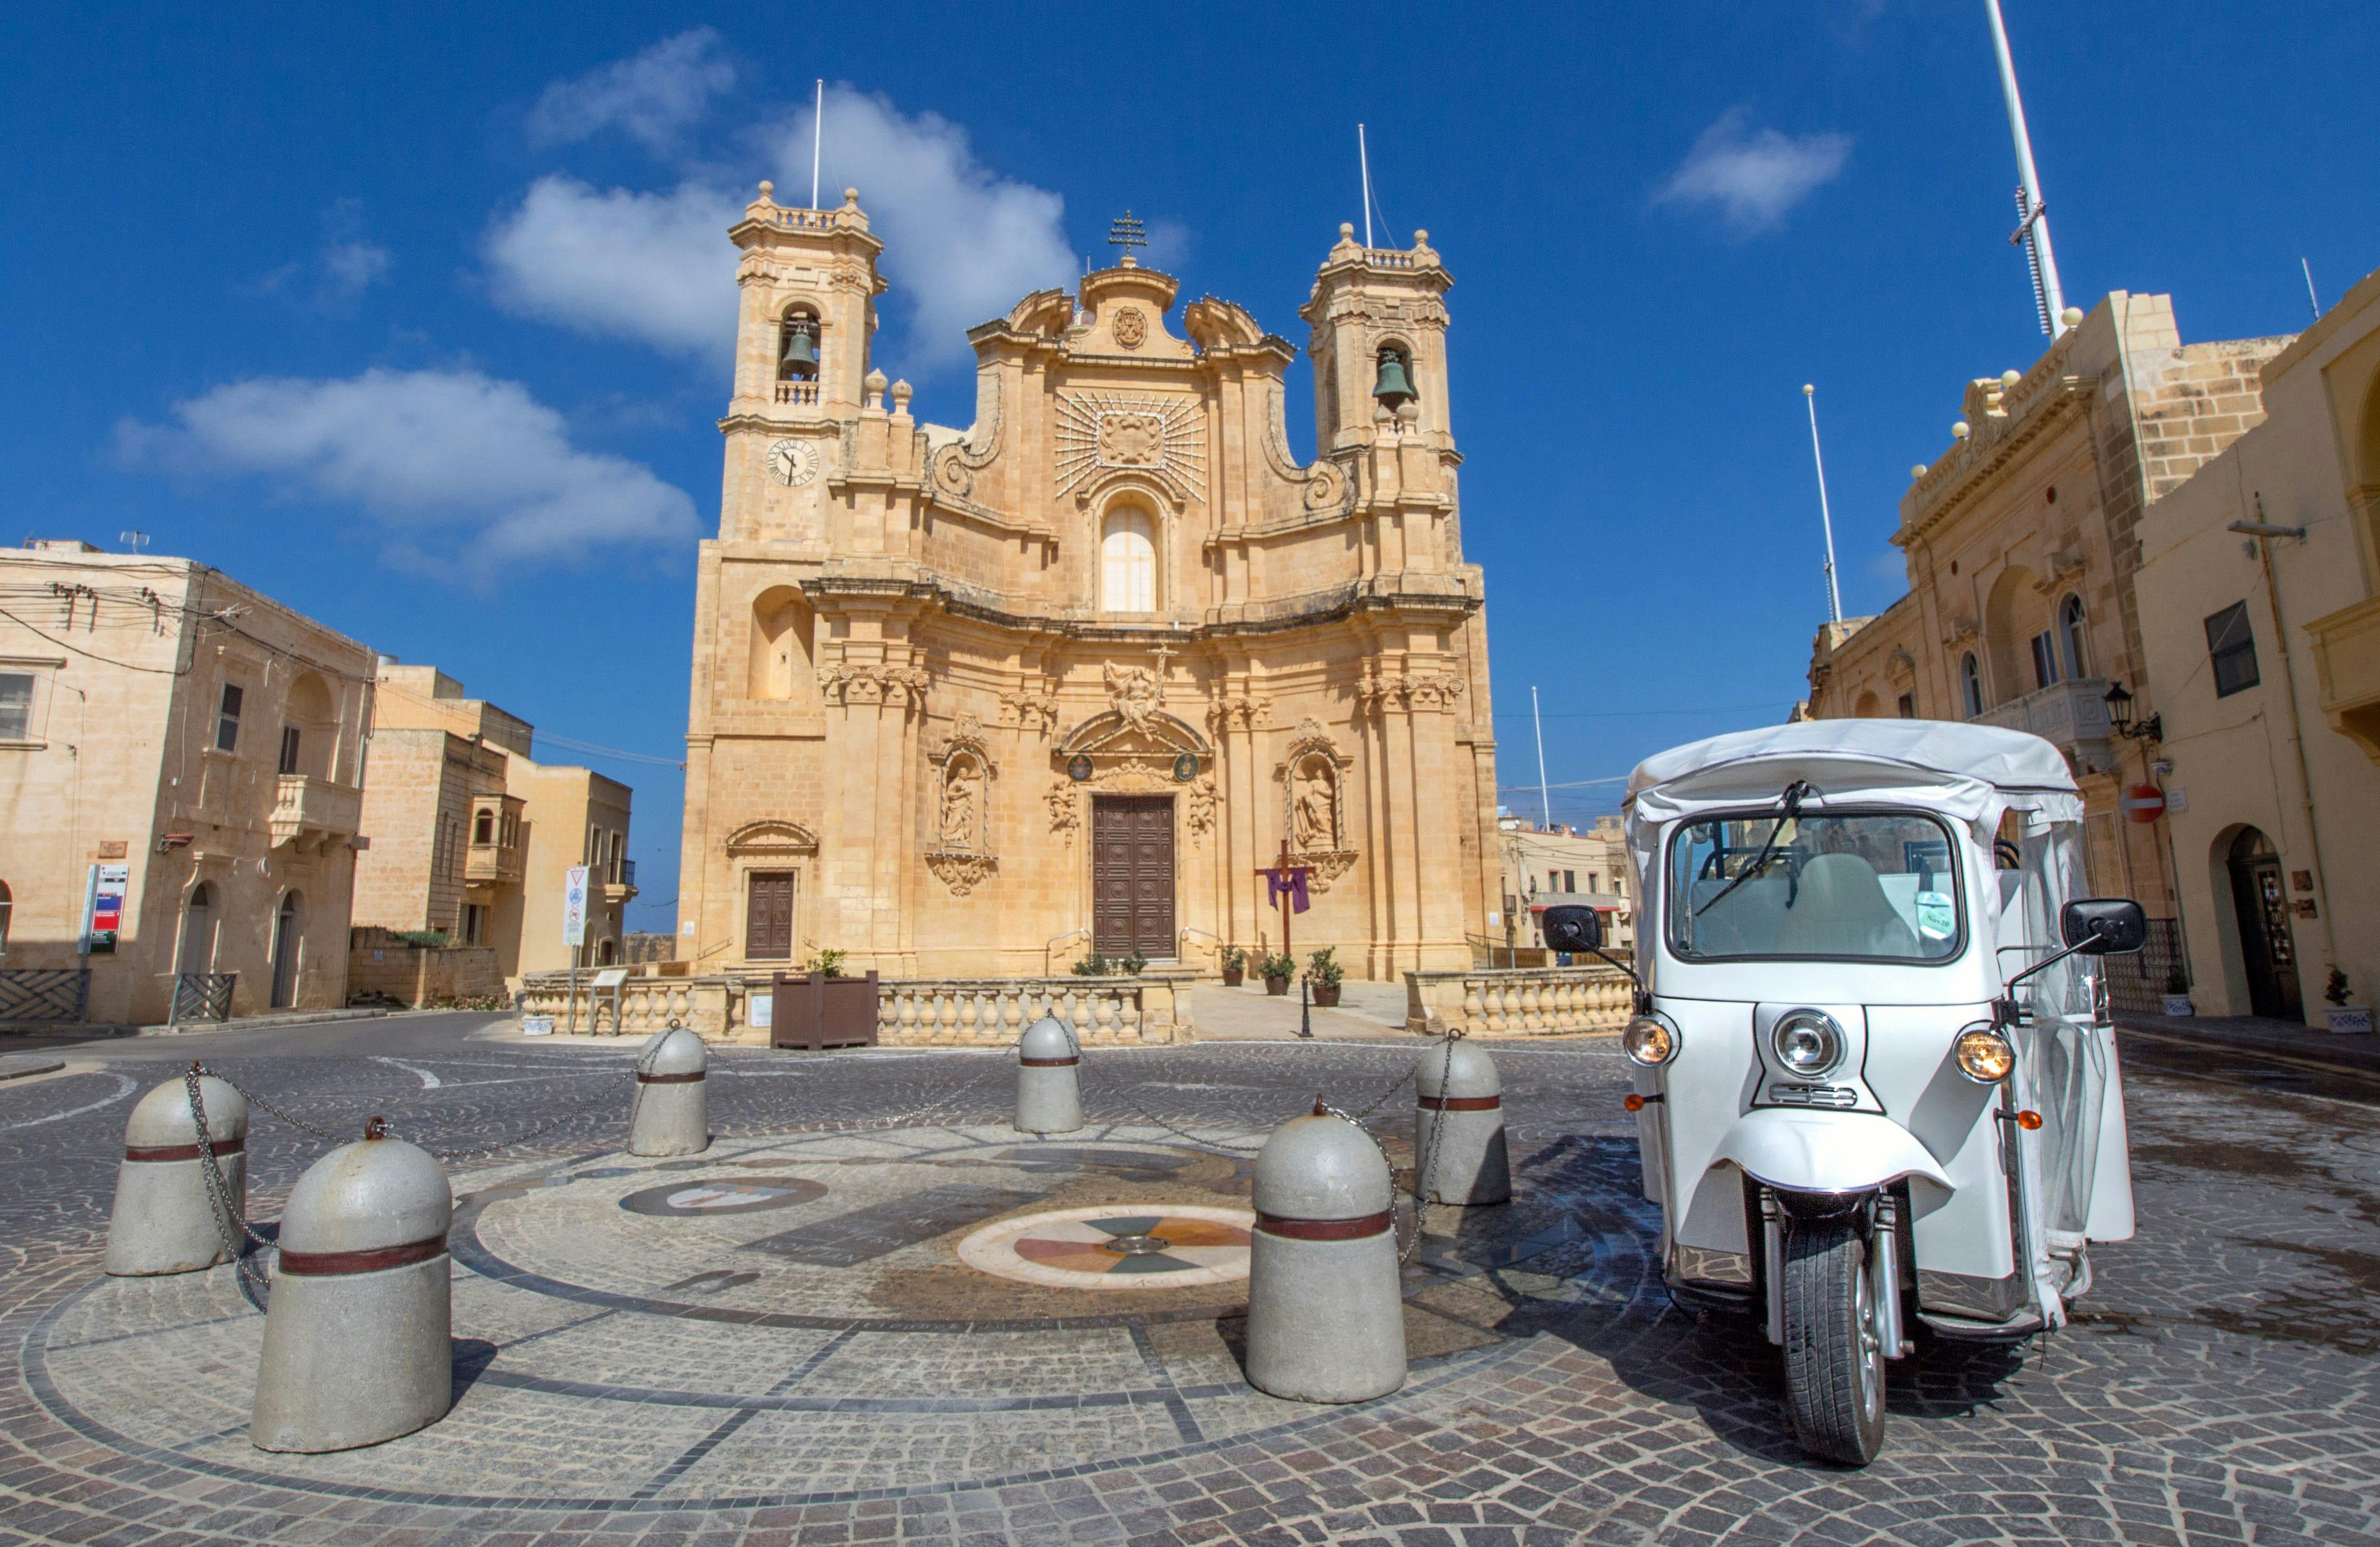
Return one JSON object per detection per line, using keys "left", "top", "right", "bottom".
{"left": 1305, "top": 946, "right": 1345, "bottom": 1008}
{"left": 2325, "top": 968, "right": 2371, "bottom": 1035}
{"left": 807, "top": 948, "right": 846, "bottom": 981}
{"left": 1071, "top": 951, "right": 1113, "bottom": 977}
{"left": 1260, "top": 953, "right": 1296, "bottom": 995}
{"left": 2160, "top": 963, "right": 2192, "bottom": 1018}
{"left": 1120, "top": 947, "right": 1148, "bottom": 976}
{"left": 772, "top": 949, "right": 877, "bottom": 1051}
{"left": 1219, "top": 943, "right": 1246, "bottom": 987}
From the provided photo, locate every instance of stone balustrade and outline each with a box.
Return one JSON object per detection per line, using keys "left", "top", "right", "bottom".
{"left": 1403, "top": 965, "right": 1634, "bottom": 1039}
{"left": 516, "top": 971, "right": 1195, "bottom": 1046}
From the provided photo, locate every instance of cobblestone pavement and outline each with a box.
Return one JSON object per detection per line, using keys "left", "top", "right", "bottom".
{"left": 1, "top": 1015, "right": 2376, "bottom": 1544}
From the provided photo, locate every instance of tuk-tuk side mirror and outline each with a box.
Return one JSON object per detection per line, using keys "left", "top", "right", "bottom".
{"left": 1541, "top": 905, "right": 1603, "bottom": 953}
{"left": 2061, "top": 898, "right": 2148, "bottom": 955}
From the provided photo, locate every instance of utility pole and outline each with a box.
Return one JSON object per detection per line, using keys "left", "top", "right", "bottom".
{"left": 1985, "top": 0, "right": 2068, "bottom": 336}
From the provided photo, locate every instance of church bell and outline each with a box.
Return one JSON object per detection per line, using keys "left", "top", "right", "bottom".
{"left": 780, "top": 326, "right": 819, "bottom": 375}
{"left": 1372, "top": 350, "right": 1416, "bottom": 410}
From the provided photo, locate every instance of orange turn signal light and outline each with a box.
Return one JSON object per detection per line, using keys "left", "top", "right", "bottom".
{"left": 1623, "top": 1094, "right": 1646, "bottom": 1113}
{"left": 2016, "top": 1109, "right": 2043, "bottom": 1131}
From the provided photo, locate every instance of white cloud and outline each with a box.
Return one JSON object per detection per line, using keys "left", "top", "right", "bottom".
{"left": 1656, "top": 109, "right": 1852, "bottom": 234}
{"left": 528, "top": 29, "right": 735, "bottom": 153}
{"left": 488, "top": 83, "right": 1085, "bottom": 372}
{"left": 257, "top": 198, "right": 392, "bottom": 310}
{"left": 120, "top": 368, "right": 697, "bottom": 571}
{"left": 483, "top": 176, "right": 741, "bottom": 358}
{"left": 781, "top": 87, "right": 1081, "bottom": 363}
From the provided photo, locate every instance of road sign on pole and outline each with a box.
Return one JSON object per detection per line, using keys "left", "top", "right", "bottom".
{"left": 563, "top": 866, "right": 589, "bottom": 948}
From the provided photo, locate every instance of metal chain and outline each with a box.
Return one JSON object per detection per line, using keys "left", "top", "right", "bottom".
{"left": 182, "top": 1066, "right": 273, "bottom": 1312}
{"left": 195, "top": 1065, "right": 351, "bottom": 1145}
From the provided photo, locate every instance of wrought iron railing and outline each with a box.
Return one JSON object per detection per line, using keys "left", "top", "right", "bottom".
{"left": 2101, "top": 917, "right": 2187, "bottom": 1016}
{"left": 0, "top": 969, "right": 90, "bottom": 1023}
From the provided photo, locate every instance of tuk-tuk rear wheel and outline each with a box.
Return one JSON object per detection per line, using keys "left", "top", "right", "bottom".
{"left": 1780, "top": 1215, "right": 1888, "bottom": 1465}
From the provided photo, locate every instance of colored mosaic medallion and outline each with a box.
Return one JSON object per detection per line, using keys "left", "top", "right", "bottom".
{"left": 957, "top": 1203, "right": 1254, "bottom": 1290}
{"left": 618, "top": 1175, "right": 826, "bottom": 1217}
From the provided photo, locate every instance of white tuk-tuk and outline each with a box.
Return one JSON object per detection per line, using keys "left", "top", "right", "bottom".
{"left": 1541, "top": 721, "right": 2147, "bottom": 1465}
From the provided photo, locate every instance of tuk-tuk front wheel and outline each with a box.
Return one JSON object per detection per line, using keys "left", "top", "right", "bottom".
{"left": 1780, "top": 1215, "right": 1887, "bottom": 1465}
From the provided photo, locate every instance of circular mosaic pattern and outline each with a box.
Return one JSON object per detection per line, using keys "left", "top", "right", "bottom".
{"left": 957, "top": 1203, "right": 1253, "bottom": 1290}
{"left": 617, "top": 1175, "right": 826, "bottom": 1217}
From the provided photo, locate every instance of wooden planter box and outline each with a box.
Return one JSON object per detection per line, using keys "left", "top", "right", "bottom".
{"left": 771, "top": 970, "right": 880, "bottom": 1050}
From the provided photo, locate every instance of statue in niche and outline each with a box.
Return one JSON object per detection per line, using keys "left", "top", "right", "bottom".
{"left": 1293, "top": 760, "right": 1337, "bottom": 852}
{"left": 940, "top": 758, "right": 982, "bottom": 851}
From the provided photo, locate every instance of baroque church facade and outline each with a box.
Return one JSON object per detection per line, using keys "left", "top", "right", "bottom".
{"left": 675, "top": 182, "right": 1500, "bottom": 978}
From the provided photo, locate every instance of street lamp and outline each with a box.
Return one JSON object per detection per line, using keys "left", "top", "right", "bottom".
{"left": 2102, "top": 681, "right": 2160, "bottom": 744}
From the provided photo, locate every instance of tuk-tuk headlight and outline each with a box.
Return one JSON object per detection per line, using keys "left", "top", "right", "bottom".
{"left": 1770, "top": 1010, "right": 1844, "bottom": 1077}
{"left": 1955, "top": 1026, "right": 2016, "bottom": 1083}
{"left": 1621, "top": 1015, "right": 1678, "bottom": 1067}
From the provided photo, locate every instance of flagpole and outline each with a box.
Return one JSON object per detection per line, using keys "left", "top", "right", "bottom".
{"left": 1357, "top": 123, "right": 1374, "bottom": 250}
{"left": 810, "top": 79, "right": 824, "bottom": 210}
{"left": 1984, "top": 0, "right": 2067, "bottom": 335}
{"left": 1531, "top": 686, "right": 1552, "bottom": 831}
{"left": 1803, "top": 385, "right": 1844, "bottom": 625}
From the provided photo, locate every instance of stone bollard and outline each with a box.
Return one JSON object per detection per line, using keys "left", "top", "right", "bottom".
{"left": 251, "top": 1120, "right": 453, "bottom": 1453}
{"left": 1245, "top": 1103, "right": 1407, "bottom": 1403}
{"left": 106, "top": 1072, "right": 250, "bottom": 1276}
{"left": 629, "top": 1026, "right": 710, "bottom": 1157}
{"left": 1015, "top": 1015, "right": 1084, "bottom": 1135}
{"left": 1413, "top": 1039, "right": 1511, "bottom": 1206}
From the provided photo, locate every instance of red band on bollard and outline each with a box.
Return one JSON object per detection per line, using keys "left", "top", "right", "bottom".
{"left": 637, "top": 1072, "right": 705, "bottom": 1084}
{"left": 1416, "top": 1094, "right": 1500, "bottom": 1112}
{"left": 276, "top": 1234, "right": 449, "bottom": 1277}
{"left": 1018, "top": 1056, "right": 1079, "bottom": 1067}
{"left": 1254, "top": 1210, "right": 1395, "bottom": 1241}
{"left": 124, "top": 1138, "right": 244, "bottom": 1162}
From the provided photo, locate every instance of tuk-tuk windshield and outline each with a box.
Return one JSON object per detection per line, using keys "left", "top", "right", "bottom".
{"left": 1666, "top": 810, "right": 1964, "bottom": 962}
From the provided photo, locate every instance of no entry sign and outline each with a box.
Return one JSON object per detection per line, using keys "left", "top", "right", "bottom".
{"left": 2120, "top": 784, "right": 2166, "bottom": 823}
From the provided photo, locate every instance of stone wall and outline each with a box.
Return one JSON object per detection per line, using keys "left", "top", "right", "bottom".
{"left": 517, "top": 970, "right": 1195, "bottom": 1047}
{"left": 347, "top": 928, "right": 504, "bottom": 1006}
{"left": 1405, "top": 965, "right": 1633, "bottom": 1038}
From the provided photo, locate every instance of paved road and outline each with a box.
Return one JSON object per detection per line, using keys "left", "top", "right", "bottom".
{"left": 0, "top": 1012, "right": 2375, "bottom": 1545}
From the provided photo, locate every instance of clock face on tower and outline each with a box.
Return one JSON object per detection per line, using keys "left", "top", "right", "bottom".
{"left": 766, "top": 439, "right": 819, "bottom": 487}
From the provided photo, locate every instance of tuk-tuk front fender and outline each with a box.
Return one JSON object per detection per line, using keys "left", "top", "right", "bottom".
{"left": 1712, "top": 1108, "right": 1953, "bottom": 1196}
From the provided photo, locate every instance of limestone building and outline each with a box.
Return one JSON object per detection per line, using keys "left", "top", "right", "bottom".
{"left": 677, "top": 185, "right": 1500, "bottom": 978}
{"left": 2134, "top": 264, "right": 2380, "bottom": 1024}
{"left": 0, "top": 540, "right": 373, "bottom": 1025}
{"left": 1804, "top": 293, "right": 2293, "bottom": 1007}
{"left": 354, "top": 664, "right": 636, "bottom": 982}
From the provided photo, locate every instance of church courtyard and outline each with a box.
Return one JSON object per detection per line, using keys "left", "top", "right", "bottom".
{"left": 1, "top": 1010, "right": 2374, "bottom": 1545}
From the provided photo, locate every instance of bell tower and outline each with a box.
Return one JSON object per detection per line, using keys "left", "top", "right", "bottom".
{"left": 1301, "top": 223, "right": 1454, "bottom": 456}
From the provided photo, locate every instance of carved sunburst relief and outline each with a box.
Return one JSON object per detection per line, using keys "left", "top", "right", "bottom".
{"left": 1053, "top": 392, "right": 1205, "bottom": 501}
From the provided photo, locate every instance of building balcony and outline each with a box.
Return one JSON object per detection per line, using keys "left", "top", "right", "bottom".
{"left": 1974, "top": 676, "right": 2114, "bottom": 770}
{"left": 466, "top": 840, "right": 524, "bottom": 885}
{"left": 2306, "top": 593, "right": 2380, "bottom": 764}
{"left": 270, "top": 775, "right": 361, "bottom": 854}
{"left": 602, "top": 857, "right": 637, "bottom": 903}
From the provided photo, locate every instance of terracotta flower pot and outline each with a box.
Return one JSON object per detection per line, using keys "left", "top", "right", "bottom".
{"left": 1221, "top": 967, "right": 1244, "bottom": 987}
{"left": 1265, "top": 975, "right": 1291, "bottom": 996}
{"left": 1310, "top": 982, "right": 1341, "bottom": 1008}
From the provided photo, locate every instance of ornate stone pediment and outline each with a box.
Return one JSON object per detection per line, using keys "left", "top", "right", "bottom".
{"left": 1056, "top": 707, "right": 1212, "bottom": 761}
{"left": 725, "top": 819, "right": 819, "bottom": 856}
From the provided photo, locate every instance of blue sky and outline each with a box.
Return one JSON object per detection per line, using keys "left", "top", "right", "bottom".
{"left": 6, "top": 1, "right": 2375, "bottom": 933}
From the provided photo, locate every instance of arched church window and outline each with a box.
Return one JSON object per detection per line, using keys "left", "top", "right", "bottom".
{"left": 2059, "top": 594, "right": 2090, "bottom": 679}
{"left": 779, "top": 305, "right": 821, "bottom": 382}
{"left": 1961, "top": 652, "right": 1984, "bottom": 719}
{"left": 1101, "top": 507, "right": 1156, "bottom": 613}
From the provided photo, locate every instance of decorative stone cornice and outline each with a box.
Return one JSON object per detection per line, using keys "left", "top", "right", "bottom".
{"left": 1355, "top": 670, "right": 1467, "bottom": 715}
{"left": 817, "top": 662, "right": 930, "bottom": 709}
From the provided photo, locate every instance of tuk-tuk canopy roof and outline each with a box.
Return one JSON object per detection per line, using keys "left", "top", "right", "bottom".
{"left": 1624, "top": 720, "right": 2080, "bottom": 834}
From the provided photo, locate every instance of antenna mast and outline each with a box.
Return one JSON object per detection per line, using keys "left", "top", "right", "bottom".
{"left": 1985, "top": 0, "right": 2067, "bottom": 336}
{"left": 810, "top": 79, "right": 824, "bottom": 210}
{"left": 1531, "top": 686, "right": 1552, "bottom": 830}
{"left": 1357, "top": 123, "right": 1374, "bottom": 249}
{"left": 1803, "top": 385, "right": 1843, "bottom": 625}
{"left": 2302, "top": 257, "right": 2322, "bottom": 321}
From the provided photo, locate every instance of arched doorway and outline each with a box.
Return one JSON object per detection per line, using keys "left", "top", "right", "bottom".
{"left": 270, "top": 891, "right": 304, "bottom": 1009}
{"left": 2225, "top": 829, "right": 2302, "bottom": 1019}
{"left": 178, "top": 883, "right": 215, "bottom": 974}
